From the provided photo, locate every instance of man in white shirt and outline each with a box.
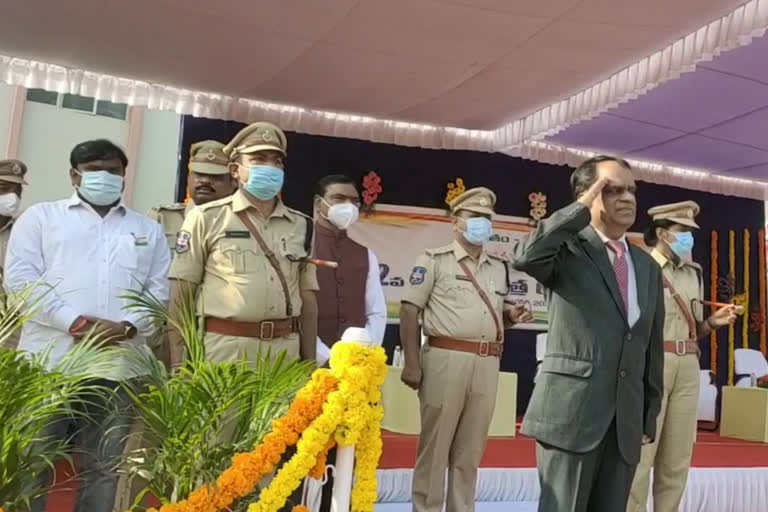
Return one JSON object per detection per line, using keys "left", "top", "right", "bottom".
{"left": 312, "top": 174, "right": 386, "bottom": 512}
{"left": 4, "top": 139, "right": 170, "bottom": 512}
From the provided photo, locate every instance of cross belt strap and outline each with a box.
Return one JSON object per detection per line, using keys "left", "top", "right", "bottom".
{"left": 662, "top": 275, "right": 698, "bottom": 341}
{"left": 235, "top": 210, "right": 293, "bottom": 317}
{"left": 205, "top": 317, "right": 299, "bottom": 340}
{"left": 428, "top": 336, "right": 503, "bottom": 358}
{"left": 457, "top": 259, "right": 503, "bottom": 342}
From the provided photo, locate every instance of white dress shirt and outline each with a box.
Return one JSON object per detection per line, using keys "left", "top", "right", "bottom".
{"left": 594, "top": 228, "right": 640, "bottom": 327}
{"left": 316, "top": 248, "right": 387, "bottom": 365}
{"left": 4, "top": 194, "right": 171, "bottom": 378}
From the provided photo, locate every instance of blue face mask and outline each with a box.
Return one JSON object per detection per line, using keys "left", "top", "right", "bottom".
{"left": 243, "top": 165, "right": 284, "bottom": 200}
{"left": 463, "top": 217, "right": 493, "bottom": 246}
{"left": 668, "top": 231, "right": 694, "bottom": 258}
{"left": 76, "top": 170, "right": 124, "bottom": 206}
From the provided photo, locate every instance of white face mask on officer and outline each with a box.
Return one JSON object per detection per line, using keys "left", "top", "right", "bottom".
{"left": 321, "top": 198, "right": 359, "bottom": 230}
{"left": 0, "top": 193, "right": 20, "bottom": 217}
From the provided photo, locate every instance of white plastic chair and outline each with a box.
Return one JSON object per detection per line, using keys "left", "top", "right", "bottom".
{"left": 733, "top": 348, "right": 768, "bottom": 387}
{"left": 535, "top": 333, "right": 547, "bottom": 377}
{"left": 697, "top": 370, "right": 717, "bottom": 423}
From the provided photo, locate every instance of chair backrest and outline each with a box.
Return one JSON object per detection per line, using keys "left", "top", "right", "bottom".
{"left": 536, "top": 333, "right": 548, "bottom": 362}
{"left": 699, "top": 369, "right": 713, "bottom": 388}
{"left": 734, "top": 348, "right": 768, "bottom": 378}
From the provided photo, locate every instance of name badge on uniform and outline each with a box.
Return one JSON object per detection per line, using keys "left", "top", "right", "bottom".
{"left": 455, "top": 275, "right": 472, "bottom": 282}
{"left": 176, "top": 231, "right": 191, "bottom": 253}
{"left": 225, "top": 231, "right": 250, "bottom": 239}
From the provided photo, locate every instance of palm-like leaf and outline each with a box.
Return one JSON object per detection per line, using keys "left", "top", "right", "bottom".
{"left": 0, "top": 339, "right": 124, "bottom": 510}
{"left": 0, "top": 282, "right": 130, "bottom": 510}
{"left": 118, "top": 288, "right": 314, "bottom": 505}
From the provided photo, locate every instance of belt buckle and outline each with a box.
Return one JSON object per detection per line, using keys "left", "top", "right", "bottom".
{"left": 260, "top": 321, "right": 275, "bottom": 341}
{"left": 478, "top": 341, "right": 490, "bottom": 357}
{"left": 676, "top": 339, "right": 686, "bottom": 355}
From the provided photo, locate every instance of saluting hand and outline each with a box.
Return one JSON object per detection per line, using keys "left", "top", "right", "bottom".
{"left": 576, "top": 177, "right": 609, "bottom": 208}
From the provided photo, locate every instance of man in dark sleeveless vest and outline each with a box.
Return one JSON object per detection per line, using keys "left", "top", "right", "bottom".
{"left": 312, "top": 174, "right": 386, "bottom": 511}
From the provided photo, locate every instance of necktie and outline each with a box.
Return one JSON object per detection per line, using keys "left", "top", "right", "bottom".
{"left": 607, "top": 240, "right": 629, "bottom": 315}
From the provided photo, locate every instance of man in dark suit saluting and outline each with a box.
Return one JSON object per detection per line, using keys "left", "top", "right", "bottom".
{"left": 512, "top": 156, "right": 665, "bottom": 512}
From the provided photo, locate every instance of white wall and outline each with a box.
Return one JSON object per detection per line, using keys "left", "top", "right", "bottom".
{"left": 17, "top": 101, "right": 130, "bottom": 209}
{"left": 0, "top": 83, "right": 14, "bottom": 156}
{"left": 9, "top": 95, "right": 180, "bottom": 212}
{"left": 132, "top": 109, "right": 181, "bottom": 215}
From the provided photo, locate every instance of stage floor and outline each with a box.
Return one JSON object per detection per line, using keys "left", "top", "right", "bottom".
{"left": 45, "top": 428, "right": 768, "bottom": 512}
{"left": 380, "top": 428, "right": 768, "bottom": 468}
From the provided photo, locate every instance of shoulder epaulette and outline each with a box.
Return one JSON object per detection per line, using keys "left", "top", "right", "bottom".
{"left": 198, "top": 195, "right": 234, "bottom": 211}
{"left": 286, "top": 207, "right": 313, "bottom": 221}
{"left": 156, "top": 203, "right": 186, "bottom": 211}
{"left": 425, "top": 245, "right": 453, "bottom": 257}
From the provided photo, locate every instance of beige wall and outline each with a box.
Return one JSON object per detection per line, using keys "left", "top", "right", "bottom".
{"left": 0, "top": 82, "right": 181, "bottom": 214}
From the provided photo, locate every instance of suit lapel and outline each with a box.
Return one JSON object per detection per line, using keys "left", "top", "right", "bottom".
{"left": 629, "top": 244, "right": 649, "bottom": 319}
{"left": 579, "top": 226, "right": 627, "bottom": 322}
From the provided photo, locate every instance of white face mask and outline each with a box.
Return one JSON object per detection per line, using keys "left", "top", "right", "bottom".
{"left": 323, "top": 200, "right": 359, "bottom": 230}
{"left": 0, "top": 193, "right": 20, "bottom": 217}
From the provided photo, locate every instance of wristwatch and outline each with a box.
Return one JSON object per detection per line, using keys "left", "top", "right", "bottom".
{"left": 121, "top": 322, "right": 138, "bottom": 339}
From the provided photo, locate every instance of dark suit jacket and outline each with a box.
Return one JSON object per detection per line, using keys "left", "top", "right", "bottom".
{"left": 512, "top": 203, "right": 664, "bottom": 464}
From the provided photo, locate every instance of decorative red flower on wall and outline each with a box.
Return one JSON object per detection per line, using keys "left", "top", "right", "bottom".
{"left": 362, "top": 171, "right": 383, "bottom": 206}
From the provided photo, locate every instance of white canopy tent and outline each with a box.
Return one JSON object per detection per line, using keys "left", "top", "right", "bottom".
{"left": 1, "top": 0, "right": 768, "bottom": 197}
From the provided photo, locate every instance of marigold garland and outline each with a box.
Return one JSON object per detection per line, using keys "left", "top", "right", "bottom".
{"left": 760, "top": 229, "right": 767, "bottom": 356}
{"left": 710, "top": 231, "right": 719, "bottom": 373}
{"left": 292, "top": 507, "right": 310, "bottom": 512}
{"left": 309, "top": 439, "right": 336, "bottom": 480}
{"left": 248, "top": 343, "right": 388, "bottom": 512}
{"left": 134, "top": 342, "right": 387, "bottom": 512}
{"left": 728, "top": 230, "right": 735, "bottom": 385}
{"left": 142, "top": 370, "right": 338, "bottom": 512}
{"left": 743, "top": 229, "right": 751, "bottom": 349}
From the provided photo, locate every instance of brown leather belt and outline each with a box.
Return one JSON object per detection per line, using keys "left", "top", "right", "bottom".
{"left": 205, "top": 317, "right": 299, "bottom": 341}
{"left": 428, "top": 336, "right": 504, "bottom": 358}
{"left": 664, "top": 340, "right": 699, "bottom": 355}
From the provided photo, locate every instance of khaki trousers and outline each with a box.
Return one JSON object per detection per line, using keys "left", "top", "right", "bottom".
{"left": 204, "top": 332, "right": 300, "bottom": 363}
{"left": 113, "top": 421, "right": 147, "bottom": 511}
{"left": 411, "top": 345, "right": 500, "bottom": 512}
{"left": 628, "top": 353, "right": 700, "bottom": 512}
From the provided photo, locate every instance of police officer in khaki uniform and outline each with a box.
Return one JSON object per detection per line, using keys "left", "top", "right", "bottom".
{"left": 168, "top": 122, "right": 318, "bottom": 367}
{"left": 0, "top": 159, "right": 27, "bottom": 349}
{"left": 628, "top": 201, "right": 738, "bottom": 512}
{"left": 115, "top": 143, "right": 235, "bottom": 511}
{"left": 400, "top": 188, "right": 532, "bottom": 512}
{"left": 148, "top": 140, "right": 236, "bottom": 250}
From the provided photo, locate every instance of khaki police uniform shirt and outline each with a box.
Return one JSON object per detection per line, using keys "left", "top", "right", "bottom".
{"left": 169, "top": 190, "right": 319, "bottom": 322}
{"left": 0, "top": 219, "right": 12, "bottom": 275}
{"left": 148, "top": 203, "right": 191, "bottom": 250}
{"left": 652, "top": 249, "right": 703, "bottom": 341}
{"left": 1, "top": 220, "right": 19, "bottom": 348}
{"left": 402, "top": 240, "right": 507, "bottom": 342}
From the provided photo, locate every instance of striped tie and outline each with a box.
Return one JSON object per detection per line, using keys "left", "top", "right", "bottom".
{"left": 607, "top": 240, "right": 629, "bottom": 316}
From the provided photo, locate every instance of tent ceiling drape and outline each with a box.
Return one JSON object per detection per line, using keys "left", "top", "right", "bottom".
{"left": 1, "top": 0, "right": 768, "bottom": 198}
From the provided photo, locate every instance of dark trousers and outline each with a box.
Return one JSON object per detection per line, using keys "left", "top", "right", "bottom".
{"left": 318, "top": 447, "right": 337, "bottom": 512}
{"left": 30, "top": 379, "right": 133, "bottom": 512}
{"left": 536, "top": 420, "right": 637, "bottom": 512}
